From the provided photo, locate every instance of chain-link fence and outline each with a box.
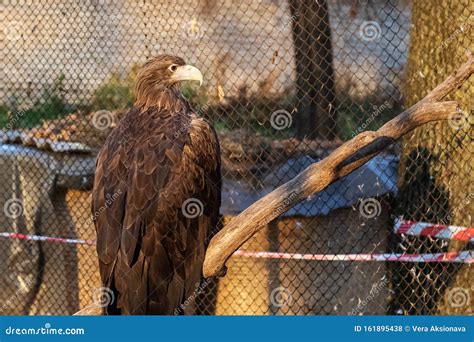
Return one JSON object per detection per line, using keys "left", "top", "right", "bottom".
{"left": 0, "top": 0, "right": 472, "bottom": 315}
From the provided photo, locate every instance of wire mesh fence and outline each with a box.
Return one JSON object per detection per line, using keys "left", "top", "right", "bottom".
{"left": 0, "top": 0, "right": 472, "bottom": 315}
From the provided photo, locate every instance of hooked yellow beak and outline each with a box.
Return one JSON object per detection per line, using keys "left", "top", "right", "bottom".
{"left": 171, "top": 65, "right": 203, "bottom": 86}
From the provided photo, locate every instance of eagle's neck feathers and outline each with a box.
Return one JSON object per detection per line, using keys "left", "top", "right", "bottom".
{"left": 134, "top": 84, "right": 190, "bottom": 113}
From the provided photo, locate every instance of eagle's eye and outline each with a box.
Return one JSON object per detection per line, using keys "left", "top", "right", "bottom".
{"left": 169, "top": 64, "right": 178, "bottom": 72}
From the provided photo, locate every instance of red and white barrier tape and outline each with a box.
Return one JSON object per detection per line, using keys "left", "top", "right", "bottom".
{"left": 233, "top": 250, "right": 473, "bottom": 263}
{"left": 0, "top": 231, "right": 472, "bottom": 263}
{"left": 394, "top": 217, "right": 474, "bottom": 242}
{"left": 0, "top": 232, "right": 96, "bottom": 246}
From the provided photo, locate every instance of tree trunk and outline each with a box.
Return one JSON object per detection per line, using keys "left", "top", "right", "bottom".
{"left": 392, "top": 0, "right": 473, "bottom": 315}
{"left": 289, "top": 0, "right": 337, "bottom": 140}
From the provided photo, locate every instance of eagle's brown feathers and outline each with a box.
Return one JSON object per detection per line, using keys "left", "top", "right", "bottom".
{"left": 92, "top": 55, "right": 221, "bottom": 315}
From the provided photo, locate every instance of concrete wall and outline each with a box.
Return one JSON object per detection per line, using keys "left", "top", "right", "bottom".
{"left": 1, "top": 0, "right": 410, "bottom": 106}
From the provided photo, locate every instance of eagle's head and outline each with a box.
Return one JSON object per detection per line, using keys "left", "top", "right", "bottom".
{"left": 134, "top": 55, "right": 203, "bottom": 109}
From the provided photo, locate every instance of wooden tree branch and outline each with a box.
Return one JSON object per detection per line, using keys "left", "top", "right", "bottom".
{"left": 73, "top": 305, "right": 101, "bottom": 316}
{"left": 203, "top": 54, "right": 473, "bottom": 278}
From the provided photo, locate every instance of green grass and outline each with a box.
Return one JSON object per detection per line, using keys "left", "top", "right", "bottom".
{"left": 91, "top": 66, "right": 138, "bottom": 111}
{"left": 337, "top": 94, "right": 401, "bottom": 141}
{"left": 1, "top": 75, "right": 74, "bottom": 129}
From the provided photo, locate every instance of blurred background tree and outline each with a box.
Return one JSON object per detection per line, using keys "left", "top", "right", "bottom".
{"left": 289, "top": 0, "right": 337, "bottom": 140}
{"left": 393, "top": 0, "right": 473, "bottom": 315}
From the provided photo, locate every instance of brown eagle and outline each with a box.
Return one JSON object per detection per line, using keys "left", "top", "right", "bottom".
{"left": 91, "top": 55, "right": 221, "bottom": 315}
